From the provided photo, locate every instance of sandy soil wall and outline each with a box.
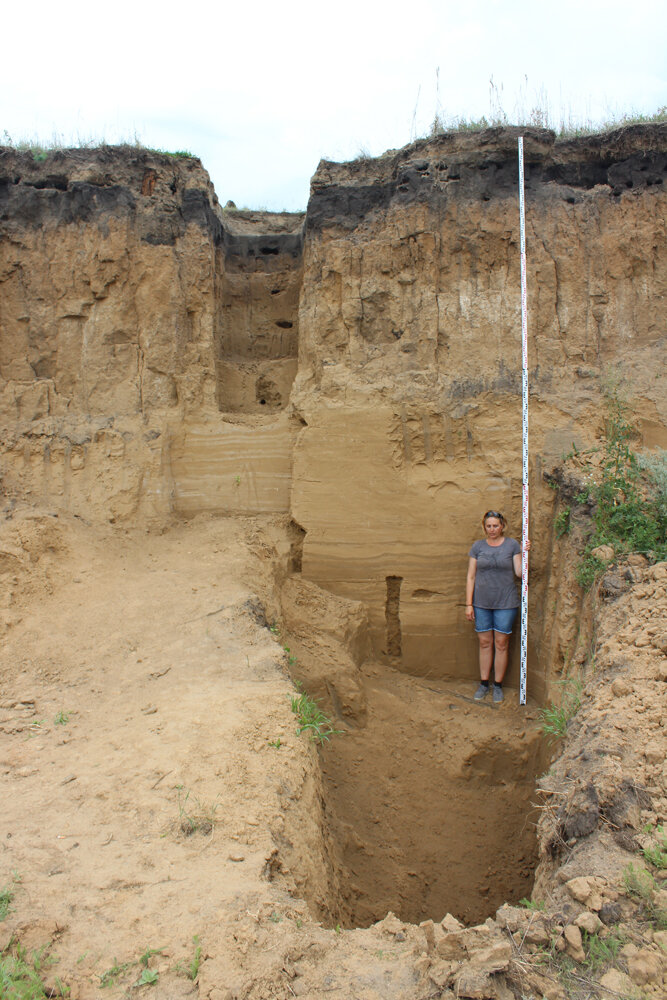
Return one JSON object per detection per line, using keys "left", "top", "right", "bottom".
{"left": 0, "top": 149, "right": 303, "bottom": 524}
{"left": 291, "top": 125, "right": 667, "bottom": 695}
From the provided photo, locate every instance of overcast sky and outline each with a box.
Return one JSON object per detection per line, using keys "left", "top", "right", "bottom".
{"left": 2, "top": 0, "right": 665, "bottom": 211}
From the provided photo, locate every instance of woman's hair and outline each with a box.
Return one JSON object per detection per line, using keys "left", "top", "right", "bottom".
{"left": 482, "top": 510, "right": 507, "bottom": 530}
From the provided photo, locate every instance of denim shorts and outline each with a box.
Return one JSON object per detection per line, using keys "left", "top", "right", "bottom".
{"left": 474, "top": 607, "right": 518, "bottom": 634}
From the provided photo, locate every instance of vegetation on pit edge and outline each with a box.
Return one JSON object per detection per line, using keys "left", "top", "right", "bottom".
{"left": 2, "top": 131, "right": 196, "bottom": 162}
{"left": 554, "top": 381, "right": 667, "bottom": 591}
{"left": 640, "top": 823, "right": 667, "bottom": 871}
{"left": 623, "top": 863, "right": 667, "bottom": 929}
{"left": 538, "top": 677, "right": 582, "bottom": 742}
{"left": 175, "top": 785, "right": 219, "bottom": 836}
{"left": 512, "top": 864, "right": 666, "bottom": 995}
{"left": 269, "top": 621, "right": 343, "bottom": 746}
{"left": 424, "top": 103, "right": 667, "bottom": 140}
{"left": 1, "top": 931, "right": 202, "bottom": 995}
{"left": 417, "top": 77, "right": 667, "bottom": 141}
{"left": 290, "top": 690, "right": 343, "bottom": 745}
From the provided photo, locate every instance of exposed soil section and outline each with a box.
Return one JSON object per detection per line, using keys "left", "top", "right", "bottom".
{"left": 1, "top": 130, "right": 666, "bottom": 999}
{"left": 321, "top": 663, "right": 544, "bottom": 928}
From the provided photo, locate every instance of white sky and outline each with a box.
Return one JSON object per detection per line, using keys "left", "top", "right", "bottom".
{"left": 2, "top": 0, "right": 665, "bottom": 211}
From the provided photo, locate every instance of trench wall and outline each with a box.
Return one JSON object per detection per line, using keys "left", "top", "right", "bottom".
{"left": 1, "top": 129, "right": 666, "bottom": 698}
{"left": 0, "top": 150, "right": 302, "bottom": 522}
{"left": 290, "top": 125, "right": 667, "bottom": 698}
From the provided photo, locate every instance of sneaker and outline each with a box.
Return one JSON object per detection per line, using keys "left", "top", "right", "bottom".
{"left": 492, "top": 684, "right": 504, "bottom": 703}
{"left": 474, "top": 683, "right": 490, "bottom": 701}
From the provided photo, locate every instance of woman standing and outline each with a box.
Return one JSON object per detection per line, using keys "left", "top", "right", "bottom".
{"left": 465, "top": 511, "right": 529, "bottom": 703}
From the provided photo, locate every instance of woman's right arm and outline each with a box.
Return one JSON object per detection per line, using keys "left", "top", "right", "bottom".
{"left": 466, "top": 557, "right": 477, "bottom": 621}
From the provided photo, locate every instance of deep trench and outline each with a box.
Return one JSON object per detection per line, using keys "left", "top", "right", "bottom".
{"left": 214, "top": 217, "right": 550, "bottom": 929}
{"left": 318, "top": 661, "right": 546, "bottom": 929}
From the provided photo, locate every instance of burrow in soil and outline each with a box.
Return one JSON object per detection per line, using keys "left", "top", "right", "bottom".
{"left": 320, "top": 662, "right": 546, "bottom": 929}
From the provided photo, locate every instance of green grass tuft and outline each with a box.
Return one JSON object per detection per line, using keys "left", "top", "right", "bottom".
{"left": 642, "top": 824, "right": 667, "bottom": 870}
{"left": 538, "top": 678, "right": 582, "bottom": 741}
{"left": 623, "top": 863, "right": 667, "bottom": 928}
{"left": 582, "top": 930, "right": 623, "bottom": 971}
{"left": 0, "top": 941, "right": 69, "bottom": 999}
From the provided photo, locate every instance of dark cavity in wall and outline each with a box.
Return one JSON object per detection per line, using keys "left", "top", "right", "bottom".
{"left": 385, "top": 576, "right": 403, "bottom": 657}
{"left": 288, "top": 519, "right": 306, "bottom": 573}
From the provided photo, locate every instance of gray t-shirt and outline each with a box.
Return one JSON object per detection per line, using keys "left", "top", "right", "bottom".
{"left": 469, "top": 537, "right": 521, "bottom": 609}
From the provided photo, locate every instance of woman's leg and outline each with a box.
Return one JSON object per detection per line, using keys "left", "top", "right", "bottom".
{"left": 493, "top": 631, "right": 510, "bottom": 683}
{"left": 478, "top": 631, "right": 494, "bottom": 680}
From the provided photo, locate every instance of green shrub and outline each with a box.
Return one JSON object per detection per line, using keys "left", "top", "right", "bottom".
{"left": 554, "top": 506, "right": 571, "bottom": 537}
{"left": 571, "top": 384, "right": 667, "bottom": 589}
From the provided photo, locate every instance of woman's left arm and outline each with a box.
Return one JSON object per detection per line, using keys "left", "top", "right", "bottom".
{"left": 513, "top": 538, "right": 531, "bottom": 577}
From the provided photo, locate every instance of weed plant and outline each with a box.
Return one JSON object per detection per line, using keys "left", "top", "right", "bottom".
{"left": 569, "top": 384, "right": 667, "bottom": 589}
{"left": 290, "top": 691, "right": 342, "bottom": 745}
{"left": 0, "top": 941, "right": 69, "bottom": 999}
{"left": 642, "top": 824, "right": 667, "bottom": 869}
{"left": 134, "top": 967, "right": 159, "bottom": 986}
{"left": 519, "top": 897, "right": 545, "bottom": 911}
{"left": 139, "top": 946, "right": 166, "bottom": 968}
{"left": 0, "top": 872, "right": 21, "bottom": 922}
{"left": 538, "top": 677, "right": 582, "bottom": 741}
{"left": 176, "top": 786, "right": 218, "bottom": 836}
{"left": 186, "top": 936, "right": 202, "bottom": 981}
{"left": 143, "top": 148, "right": 194, "bottom": 159}
{"left": 100, "top": 958, "right": 133, "bottom": 987}
{"left": 0, "top": 887, "right": 14, "bottom": 921}
{"left": 582, "top": 930, "right": 623, "bottom": 971}
{"left": 554, "top": 506, "right": 571, "bottom": 538}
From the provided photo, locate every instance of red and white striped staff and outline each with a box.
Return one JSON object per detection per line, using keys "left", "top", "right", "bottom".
{"left": 518, "top": 137, "right": 529, "bottom": 706}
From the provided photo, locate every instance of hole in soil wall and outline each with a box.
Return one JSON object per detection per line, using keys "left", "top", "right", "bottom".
{"left": 385, "top": 575, "right": 402, "bottom": 656}
{"left": 320, "top": 663, "right": 545, "bottom": 929}
{"left": 288, "top": 519, "right": 306, "bottom": 572}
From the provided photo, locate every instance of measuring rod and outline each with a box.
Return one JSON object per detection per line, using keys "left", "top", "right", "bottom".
{"left": 518, "top": 137, "right": 529, "bottom": 706}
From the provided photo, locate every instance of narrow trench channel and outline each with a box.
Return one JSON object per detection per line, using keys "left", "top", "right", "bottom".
{"left": 318, "top": 662, "right": 546, "bottom": 929}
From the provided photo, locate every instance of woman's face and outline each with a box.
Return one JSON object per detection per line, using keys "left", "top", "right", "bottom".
{"left": 484, "top": 517, "right": 504, "bottom": 539}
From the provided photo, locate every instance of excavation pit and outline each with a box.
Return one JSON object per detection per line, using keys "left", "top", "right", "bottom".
{"left": 320, "top": 662, "right": 545, "bottom": 929}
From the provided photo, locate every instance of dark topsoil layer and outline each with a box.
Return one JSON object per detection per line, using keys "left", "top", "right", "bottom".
{"left": 1, "top": 123, "right": 666, "bottom": 242}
